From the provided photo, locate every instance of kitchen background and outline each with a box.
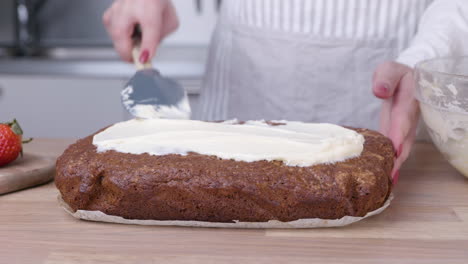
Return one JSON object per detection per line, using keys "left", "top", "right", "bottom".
{"left": 0, "top": 0, "right": 219, "bottom": 138}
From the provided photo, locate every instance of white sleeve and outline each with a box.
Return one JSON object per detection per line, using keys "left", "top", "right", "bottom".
{"left": 396, "top": 0, "right": 468, "bottom": 68}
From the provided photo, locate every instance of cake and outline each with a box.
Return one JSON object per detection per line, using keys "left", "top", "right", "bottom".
{"left": 55, "top": 119, "right": 394, "bottom": 222}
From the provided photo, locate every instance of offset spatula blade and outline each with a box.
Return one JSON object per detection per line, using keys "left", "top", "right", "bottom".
{"left": 122, "top": 69, "right": 191, "bottom": 119}
{"left": 121, "top": 25, "right": 191, "bottom": 119}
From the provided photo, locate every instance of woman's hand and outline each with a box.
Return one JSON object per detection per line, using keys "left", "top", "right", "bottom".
{"left": 103, "top": 0, "right": 179, "bottom": 63}
{"left": 372, "top": 61, "right": 420, "bottom": 184}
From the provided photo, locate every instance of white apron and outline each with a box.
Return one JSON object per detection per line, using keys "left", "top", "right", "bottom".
{"left": 196, "top": 0, "right": 432, "bottom": 130}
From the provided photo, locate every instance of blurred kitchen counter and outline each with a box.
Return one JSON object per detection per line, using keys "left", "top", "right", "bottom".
{"left": 0, "top": 45, "right": 208, "bottom": 81}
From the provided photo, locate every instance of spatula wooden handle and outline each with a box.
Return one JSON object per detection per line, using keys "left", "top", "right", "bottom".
{"left": 131, "top": 24, "right": 153, "bottom": 70}
{"left": 132, "top": 47, "right": 152, "bottom": 70}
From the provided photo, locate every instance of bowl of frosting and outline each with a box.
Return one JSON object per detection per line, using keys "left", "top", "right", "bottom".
{"left": 415, "top": 57, "right": 468, "bottom": 178}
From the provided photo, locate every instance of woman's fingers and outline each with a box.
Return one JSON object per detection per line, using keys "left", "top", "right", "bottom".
{"left": 103, "top": 1, "right": 136, "bottom": 62}
{"left": 102, "top": 6, "right": 112, "bottom": 26}
{"left": 379, "top": 98, "right": 393, "bottom": 137}
{"left": 391, "top": 122, "right": 418, "bottom": 184}
{"left": 394, "top": 123, "right": 417, "bottom": 170}
{"left": 137, "top": 2, "right": 164, "bottom": 63}
{"left": 161, "top": 1, "right": 180, "bottom": 40}
{"left": 102, "top": 0, "right": 179, "bottom": 63}
{"left": 375, "top": 62, "right": 412, "bottom": 137}
{"left": 387, "top": 71, "right": 419, "bottom": 184}
{"left": 388, "top": 71, "right": 419, "bottom": 153}
{"left": 374, "top": 61, "right": 421, "bottom": 184}
{"left": 139, "top": 0, "right": 179, "bottom": 62}
{"left": 109, "top": 17, "right": 136, "bottom": 62}
{"left": 373, "top": 61, "right": 411, "bottom": 99}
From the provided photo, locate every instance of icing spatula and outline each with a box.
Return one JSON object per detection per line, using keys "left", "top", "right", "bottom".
{"left": 121, "top": 26, "right": 191, "bottom": 119}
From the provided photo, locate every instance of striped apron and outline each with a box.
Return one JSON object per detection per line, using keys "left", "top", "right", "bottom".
{"left": 196, "top": 0, "right": 433, "bottom": 129}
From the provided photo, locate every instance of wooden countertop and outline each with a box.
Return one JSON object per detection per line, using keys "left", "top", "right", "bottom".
{"left": 1, "top": 139, "right": 468, "bottom": 264}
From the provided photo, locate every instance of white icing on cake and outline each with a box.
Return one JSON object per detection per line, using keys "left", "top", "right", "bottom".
{"left": 93, "top": 119, "right": 365, "bottom": 167}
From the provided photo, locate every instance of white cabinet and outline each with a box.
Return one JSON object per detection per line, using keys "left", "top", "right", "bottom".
{"left": 0, "top": 75, "right": 201, "bottom": 138}
{"left": 0, "top": 75, "right": 127, "bottom": 138}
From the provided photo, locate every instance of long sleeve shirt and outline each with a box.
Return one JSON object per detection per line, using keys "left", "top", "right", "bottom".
{"left": 397, "top": 0, "right": 468, "bottom": 67}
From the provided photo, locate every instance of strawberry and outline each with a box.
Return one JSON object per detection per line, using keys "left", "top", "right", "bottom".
{"left": 0, "top": 119, "right": 32, "bottom": 167}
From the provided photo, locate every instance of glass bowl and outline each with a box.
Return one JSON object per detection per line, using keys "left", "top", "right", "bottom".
{"left": 415, "top": 57, "right": 468, "bottom": 178}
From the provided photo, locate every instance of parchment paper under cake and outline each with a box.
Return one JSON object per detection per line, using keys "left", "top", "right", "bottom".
{"left": 58, "top": 193, "right": 393, "bottom": 228}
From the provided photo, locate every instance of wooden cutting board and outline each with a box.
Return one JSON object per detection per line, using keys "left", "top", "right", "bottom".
{"left": 0, "top": 152, "right": 55, "bottom": 195}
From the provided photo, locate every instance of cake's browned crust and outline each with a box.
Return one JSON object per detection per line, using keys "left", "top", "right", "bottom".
{"left": 55, "top": 125, "right": 394, "bottom": 222}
